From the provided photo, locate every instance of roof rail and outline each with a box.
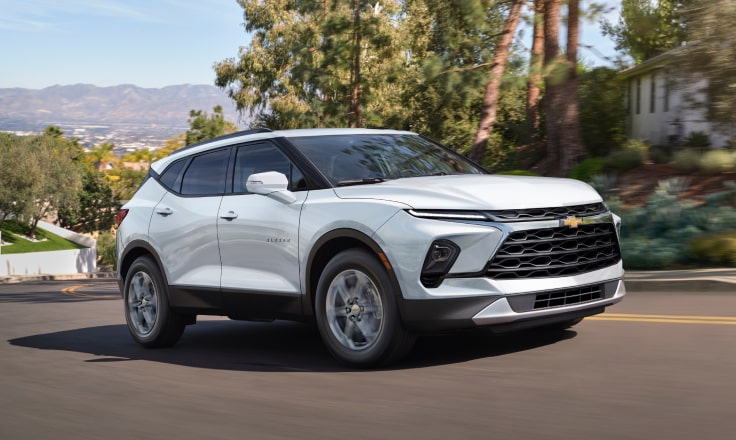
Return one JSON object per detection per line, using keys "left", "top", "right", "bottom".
{"left": 178, "top": 128, "right": 273, "bottom": 152}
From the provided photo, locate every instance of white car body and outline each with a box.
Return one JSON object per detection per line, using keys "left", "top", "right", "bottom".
{"left": 117, "top": 128, "right": 625, "bottom": 367}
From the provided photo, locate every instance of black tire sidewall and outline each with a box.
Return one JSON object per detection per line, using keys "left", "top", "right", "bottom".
{"left": 123, "top": 256, "right": 179, "bottom": 347}
{"left": 315, "top": 249, "right": 402, "bottom": 367}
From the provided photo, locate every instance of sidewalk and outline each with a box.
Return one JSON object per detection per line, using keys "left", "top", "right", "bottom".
{"left": 1, "top": 269, "right": 735, "bottom": 291}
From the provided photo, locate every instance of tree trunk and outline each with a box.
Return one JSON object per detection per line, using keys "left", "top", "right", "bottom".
{"left": 468, "top": 0, "right": 525, "bottom": 163}
{"left": 526, "top": 0, "right": 545, "bottom": 138}
{"left": 351, "top": 0, "right": 362, "bottom": 128}
{"left": 543, "top": 0, "right": 562, "bottom": 175}
{"left": 559, "top": 0, "right": 585, "bottom": 175}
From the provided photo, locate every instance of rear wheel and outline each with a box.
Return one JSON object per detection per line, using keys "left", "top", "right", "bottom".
{"left": 123, "top": 256, "right": 185, "bottom": 348}
{"left": 315, "top": 249, "right": 414, "bottom": 368}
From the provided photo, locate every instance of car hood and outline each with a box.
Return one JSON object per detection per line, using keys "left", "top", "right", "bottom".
{"left": 332, "top": 174, "right": 602, "bottom": 210}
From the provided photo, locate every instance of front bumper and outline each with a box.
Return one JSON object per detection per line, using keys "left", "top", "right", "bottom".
{"left": 398, "top": 279, "right": 625, "bottom": 332}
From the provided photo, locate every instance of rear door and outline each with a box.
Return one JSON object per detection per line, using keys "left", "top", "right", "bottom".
{"left": 148, "top": 147, "right": 231, "bottom": 310}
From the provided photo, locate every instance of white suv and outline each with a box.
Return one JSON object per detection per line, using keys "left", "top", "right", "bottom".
{"left": 116, "top": 128, "right": 625, "bottom": 367}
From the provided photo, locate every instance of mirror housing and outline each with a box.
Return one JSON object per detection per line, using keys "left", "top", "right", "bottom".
{"left": 246, "top": 171, "right": 297, "bottom": 204}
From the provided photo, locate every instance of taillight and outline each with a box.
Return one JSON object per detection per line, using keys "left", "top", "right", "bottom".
{"left": 116, "top": 209, "right": 129, "bottom": 226}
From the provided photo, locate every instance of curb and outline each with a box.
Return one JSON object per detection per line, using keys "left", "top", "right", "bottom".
{"left": 0, "top": 272, "right": 116, "bottom": 284}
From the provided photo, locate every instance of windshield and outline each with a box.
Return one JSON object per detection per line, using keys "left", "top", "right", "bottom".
{"left": 288, "top": 134, "right": 485, "bottom": 186}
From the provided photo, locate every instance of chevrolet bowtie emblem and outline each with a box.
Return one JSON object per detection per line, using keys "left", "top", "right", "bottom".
{"left": 561, "top": 216, "right": 583, "bottom": 228}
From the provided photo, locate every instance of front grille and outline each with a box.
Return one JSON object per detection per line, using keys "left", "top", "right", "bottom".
{"left": 485, "top": 203, "right": 606, "bottom": 222}
{"left": 533, "top": 284, "right": 603, "bottom": 310}
{"left": 486, "top": 223, "right": 621, "bottom": 279}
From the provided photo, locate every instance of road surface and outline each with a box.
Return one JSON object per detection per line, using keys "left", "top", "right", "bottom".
{"left": 1, "top": 279, "right": 735, "bottom": 439}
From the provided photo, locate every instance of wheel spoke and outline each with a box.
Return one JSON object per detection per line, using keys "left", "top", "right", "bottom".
{"left": 325, "top": 268, "right": 384, "bottom": 352}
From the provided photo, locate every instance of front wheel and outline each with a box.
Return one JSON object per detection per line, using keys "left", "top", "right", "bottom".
{"left": 315, "top": 249, "right": 414, "bottom": 368}
{"left": 123, "top": 256, "right": 185, "bottom": 348}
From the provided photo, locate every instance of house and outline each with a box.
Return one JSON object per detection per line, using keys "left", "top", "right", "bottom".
{"left": 618, "top": 47, "right": 731, "bottom": 148}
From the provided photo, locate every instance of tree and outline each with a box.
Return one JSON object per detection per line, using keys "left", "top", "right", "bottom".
{"left": 3, "top": 131, "right": 83, "bottom": 238}
{"left": 526, "top": 0, "right": 545, "bottom": 137}
{"left": 578, "top": 67, "right": 627, "bottom": 157}
{"left": 185, "top": 105, "right": 238, "bottom": 146}
{"left": 673, "top": 0, "right": 736, "bottom": 131}
{"left": 57, "top": 167, "right": 119, "bottom": 233}
{"left": 0, "top": 133, "right": 36, "bottom": 222}
{"left": 468, "top": 0, "right": 525, "bottom": 163}
{"left": 601, "top": 0, "right": 689, "bottom": 63}
{"left": 542, "top": 0, "right": 563, "bottom": 173}
{"left": 559, "top": 0, "right": 585, "bottom": 175}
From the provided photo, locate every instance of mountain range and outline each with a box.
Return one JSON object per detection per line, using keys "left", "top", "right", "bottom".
{"left": 0, "top": 84, "right": 244, "bottom": 147}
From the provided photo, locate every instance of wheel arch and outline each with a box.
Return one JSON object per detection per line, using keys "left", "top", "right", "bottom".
{"left": 118, "top": 240, "right": 169, "bottom": 294}
{"left": 304, "top": 228, "right": 401, "bottom": 317}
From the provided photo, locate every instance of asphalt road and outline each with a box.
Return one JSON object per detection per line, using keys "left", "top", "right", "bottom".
{"left": 1, "top": 279, "right": 735, "bottom": 440}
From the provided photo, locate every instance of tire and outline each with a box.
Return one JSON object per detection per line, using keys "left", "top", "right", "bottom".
{"left": 123, "top": 256, "right": 185, "bottom": 348}
{"left": 315, "top": 249, "right": 415, "bottom": 368}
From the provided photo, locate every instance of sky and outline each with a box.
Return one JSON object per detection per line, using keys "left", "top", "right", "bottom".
{"left": 0, "top": 0, "right": 621, "bottom": 90}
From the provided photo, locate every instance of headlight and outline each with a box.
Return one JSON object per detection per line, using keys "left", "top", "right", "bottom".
{"left": 407, "top": 209, "right": 487, "bottom": 221}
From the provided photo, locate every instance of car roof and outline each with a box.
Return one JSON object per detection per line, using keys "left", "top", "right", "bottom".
{"left": 149, "top": 128, "right": 417, "bottom": 174}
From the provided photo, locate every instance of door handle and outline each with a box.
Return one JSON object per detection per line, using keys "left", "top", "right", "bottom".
{"left": 220, "top": 211, "right": 238, "bottom": 220}
{"left": 155, "top": 207, "right": 173, "bottom": 216}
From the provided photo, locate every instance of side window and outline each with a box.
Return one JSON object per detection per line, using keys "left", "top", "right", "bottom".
{"left": 234, "top": 142, "right": 307, "bottom": 193}
{"left": 158, "top": 158, "right": 187, "bottom": 193}
{"left": 180, "top": 148, "right": 230, "bottom": 196}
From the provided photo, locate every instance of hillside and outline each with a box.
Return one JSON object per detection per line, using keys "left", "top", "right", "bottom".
{"left": 0, "top": 84, "right": 243, "bottom": 147}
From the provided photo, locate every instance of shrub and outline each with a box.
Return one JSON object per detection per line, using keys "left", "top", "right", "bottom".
{"left": 684, "top": 131, "right": 711, "bottom": 148}
{"left": 613, "top": 178, "right": 736, "bottom": 269}
{"left": 605, "top": 149, "right": 644, "bottom": 173}
{"left": 649, "top": 146, "right": 672, "bottom": 164}
{"left": 698, "top": 149, "right": 735, "bottom": 174}
{"left": 96, "top": 231, "right": 117, "bottom": 267}
{"left": 622, "top": 139, "right": 650, "bottom": 160}
{"left": 672, "top": 149, "right": 701, "bottom": 173}
{"left": 569, "top": 157, "right": 606, "bottom": 182}
{"left": 590, "top": 174, "right": 618, "bottom": 199}
{"left": 689, "top": 232, "right": 736, "bottom": 266}
{"left": 494, "top": 169, "right": 540, "bottom": 176}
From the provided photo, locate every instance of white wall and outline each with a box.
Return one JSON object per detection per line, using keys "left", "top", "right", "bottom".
{"left": 0, "top": 222, "right": 97, "bottom": 276}
{"left": 0, "top": 248, "right": 97, "bottom": 276}
{"left": 627, "top": 71, "right": 731, "bottom": 147}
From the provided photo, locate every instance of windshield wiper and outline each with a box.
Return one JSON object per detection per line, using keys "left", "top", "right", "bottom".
{"left": 336, "top": 177, "right": 386, "bottom": 187}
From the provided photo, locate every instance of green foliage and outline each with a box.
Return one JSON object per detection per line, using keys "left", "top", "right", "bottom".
{"left": 601, "top": 0, "right": 689, "bottom": 63}
{"left": 689, "top": 232, "right": 736, "bottom": 266}
{"left": 672, "top": 148, "right": 701, "bottom": 172}
{"left": 494, "top": 169, "right": 540, "bottom": 176}
{"left": 673, "top": 0, "right": 736, "bottom": 127}
{"left": 649, "top": 145, "right": 673, "bottom": 164}
{"left": 605, "top": 149, "right": 644, "bottom": 173}
{"left": 578, "top": 67, "right": 627, "bottom": 157}
{"left": 684, "top": 131, "right": 711, "bottom": 148}
{"left": 0, "top": 220, "right": 86, "bottom": 254}
{"left": 698, "top": 150, "right": 735, "bottom": 174}
{"left": 569, "top": 157, "right": 606, "bottom": 182}
{"left": 0, "top": 128, "right": 82, "bottom": 238}
{"left": 96, "top": 231, "right": 117, "bottom": 267}
{"left": 57, "top": 167, "right": 119, "bottom": 233}
{"left": 614, "top": 178, "right": 736, "bottom": 269}
{"left": 186, "top": 105, "right": 238, "bottom": 146}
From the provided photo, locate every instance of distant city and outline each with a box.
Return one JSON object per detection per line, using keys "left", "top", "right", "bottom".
{"left": 0, "top": 83, "right": 244, "bottom": 157}
{"left": 1, "top": 120, "right": 188, "bottom": 157}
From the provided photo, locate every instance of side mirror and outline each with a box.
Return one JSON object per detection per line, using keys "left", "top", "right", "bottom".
{"left": 246, "top": 171, "right": 297, "bottom": 204}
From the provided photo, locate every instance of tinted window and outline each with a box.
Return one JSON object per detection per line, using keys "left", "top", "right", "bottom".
{"left": 180, "top": 148, "right": 230, "bottom": 195}
{"left": 158, "top": 158, "right": 187, "bottom": 192}
{"left": 234, "top": 142, "right": 306, "bottom": 193}
{"left": 289, "top": 134, "right": 485, "bottom": 185}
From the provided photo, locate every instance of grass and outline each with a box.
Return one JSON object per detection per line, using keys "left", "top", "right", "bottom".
{"left": 0, "top": 220, "right": 87, "bottom": 254}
